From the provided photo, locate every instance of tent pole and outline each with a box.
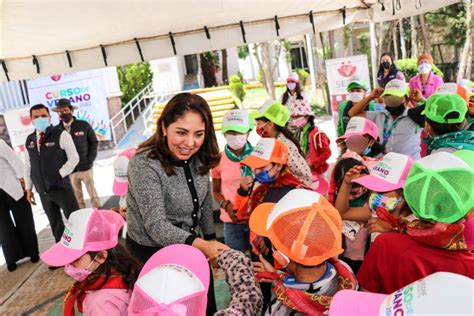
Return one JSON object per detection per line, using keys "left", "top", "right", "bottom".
{"left": 369, "top": 22, "right": 378, "bottom": 88}
{"left": 305, "top": 34, "right": 317, "bottom": 97}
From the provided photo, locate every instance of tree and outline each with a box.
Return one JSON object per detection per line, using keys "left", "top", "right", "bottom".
{"left": 456, "top": 1, "right": 472, "bottom": 81}
{"left": 221, "top": 49, "right": 228, "bottom": 84}
{"left": 229, "top": 75, "right": 246, "bottom": 106}
{"left": 200, "top": 52, "right": 220, "bottom": 87}
{"left": 253, "top": 41, "right": 283, "bottom": 100}
{"left": 117, "top": 63, "right": 153, "bottom": 106}
{"left": 410, "top": 16, "right": 419, "bottom": 58}
{"left": 419, "top": 14, "right": 431, "bottom": 54}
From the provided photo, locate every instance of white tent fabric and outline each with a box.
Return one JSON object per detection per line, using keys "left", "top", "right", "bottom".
{"left": 0, "top": 0, "right": 459, "bottom": 82}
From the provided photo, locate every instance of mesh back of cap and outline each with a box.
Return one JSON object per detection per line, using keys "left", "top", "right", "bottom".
{"left": 405, "top": 165, "right": 474, "bottom": 223}
{"left": 271, "top": 198, "right": 342, "bottom": 266}
{"left": 84, "top": 211, "right": 120, "bottom": 250}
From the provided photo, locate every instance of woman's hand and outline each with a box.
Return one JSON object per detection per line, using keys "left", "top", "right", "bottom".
{"left": 410, "top": 88, "right": 423, "bottom": 103}
{"left": 193, "top": 239, "right": 229, "bottom": 267}
{"left": 240, "top": 176, "right": 254, "bottom": 192}
{"left": 367, "top": 217, "right": 392, "bottom": 234}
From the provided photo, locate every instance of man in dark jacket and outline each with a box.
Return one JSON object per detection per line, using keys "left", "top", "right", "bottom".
{"left": 25, "top": 104, "right": 79, "bottom": 242}
{"left": 53, "top": 99, "right": 100, "bottom": 208}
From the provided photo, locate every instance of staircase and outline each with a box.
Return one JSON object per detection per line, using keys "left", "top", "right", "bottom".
{"left": 150, "top": 87, "right": 236, "bottom": 133}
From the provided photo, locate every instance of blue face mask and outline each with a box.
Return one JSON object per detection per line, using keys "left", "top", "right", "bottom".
{"left": 255, "top": 167, "right": 277, "bottom": 184}
{"left": 362, "top": 146, "right": 372, "bottom": 156}
{"left": 33, "top": 117, "right": 50, "bottom": 132}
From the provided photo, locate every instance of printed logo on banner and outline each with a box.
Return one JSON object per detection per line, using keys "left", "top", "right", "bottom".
{"left": 51, "top": 75, "right": 62, "bottom": 81}
{"left": 18, "top": 113, "right": 32, "bottom": 126}
{"left": 337, "top": 62, "right": 357, "bottom": 77}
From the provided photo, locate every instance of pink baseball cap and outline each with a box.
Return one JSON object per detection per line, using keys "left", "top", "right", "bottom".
{"left": 329, "top": 272, "right": 472, "bottom": 316}
{"left": 113, "top": 147, "right": 136, "bottom": 196}
{"left": 40, "top": 208, "right": 125, "bottom": 267}
{"left": 352, "top": 152, "right": 413, "bottom": 192}
{"left": 336, "top": 117, "right": 379, "bottom": 143}
{"left": 128, "top": 244, "right": 210, "bottom": 316}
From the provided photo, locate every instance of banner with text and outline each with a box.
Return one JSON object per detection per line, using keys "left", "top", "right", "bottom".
{"left": 27, "top": 69, "right": 111, "bottom": 140}
{"left": 3, "top": 107, "right": 35, "bottom": 151}
{"left": 325, "top": 54, "right": 371, "bottom": 125}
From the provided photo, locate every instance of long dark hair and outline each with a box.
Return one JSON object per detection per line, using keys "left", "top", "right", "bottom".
{"left": 281, "top": 82, "right": 304, "bottom": 105}
{"left": 377, "top": 52, "right": 398, "bottom": 76}
{"left": 82, "top": 244, "right": 141, "bottom": 290}
{"left": 137, "top": 93, "right": 220, "bottom": 176}
{"left": 258, "top": 117, "right": 305, "bottom": 157}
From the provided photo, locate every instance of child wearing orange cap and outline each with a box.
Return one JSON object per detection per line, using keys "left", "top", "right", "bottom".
{"left": 250, "top": 189, "right": 357, "bottom": 315}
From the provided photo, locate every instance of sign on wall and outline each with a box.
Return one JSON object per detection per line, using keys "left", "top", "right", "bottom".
{"left": 27, "top": 69, "right": 111, "bottom": 141}
{"left": 325, "top": 54, "right": 371, "bottom": 125}
{"left": 3, "top": 107, "right": 35, "bottom": 151}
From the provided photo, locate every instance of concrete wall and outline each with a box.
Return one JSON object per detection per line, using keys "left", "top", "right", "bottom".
{"left": 150, "top": 57, "right": 186, "bottom": 93}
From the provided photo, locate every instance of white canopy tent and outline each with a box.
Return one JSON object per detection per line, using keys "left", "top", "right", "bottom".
{"left": 0, "top": 0, "right": 459, "bottom": 82}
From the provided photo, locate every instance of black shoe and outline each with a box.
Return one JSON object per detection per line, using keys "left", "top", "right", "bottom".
{"left": 30, "top": 255, "right": 40, "bottom": 263}
{"left": 48, "top": 266, "right": 59, "bottom": 271}
{"left": 7, "top": 263, "right": 17, "bottom": 272}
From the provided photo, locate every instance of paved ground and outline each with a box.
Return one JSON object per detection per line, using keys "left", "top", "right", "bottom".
{"left": 0, "top": 115, "right": 338, "bottom": 315}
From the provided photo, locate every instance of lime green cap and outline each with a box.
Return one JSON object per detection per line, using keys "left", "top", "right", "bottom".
{"left": 422, "top": 93, "right": 467, "bottom": 124}
{"left": 221, "top": 109, "right": 253, "bottom": 134}
{"left": 453, "top": 150, "right": 474, "bottom": 169}
{"left": 381, "top": 79, "right": 409, "bottom": 97}
{"left": 347, "top": 80, "right": 368, "bottom": 91}
{"left": 251, "top": 100, "right": 290, "bottom": 127}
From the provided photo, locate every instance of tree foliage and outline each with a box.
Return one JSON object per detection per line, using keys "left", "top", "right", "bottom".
{"left": 117, "top": 63, "right": 153, "bottom": 106}
{"left": 229, "top": 75, "right": 246, "bottom": 105}
{"left": 237, "top": 45, "right": 250, "bottom": 59}
{"left": 395, "top": 58, "right": 444, "bottom": 81}
{"left": 424, "top": 3, "right": 467, "bottom": 48}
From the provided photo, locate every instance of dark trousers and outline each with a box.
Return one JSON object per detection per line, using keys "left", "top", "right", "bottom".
{"left": 39, "top": 188, "right": 79, "bottom": 242}
{"left": 0, "top": 190, "right": 39, "bottom": 265}
{"left": 126, "top": 235, "right": 217, "bottom": 315}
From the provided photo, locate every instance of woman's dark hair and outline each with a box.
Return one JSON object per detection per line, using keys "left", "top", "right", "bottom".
{"left": 137, "top": 93, "right": 220, "bottom": 176}
{"left": 426, "top": 114, "right": 465, "bottom": 136}
{"left": 333, "top": 158, "right": 369, "bottom": 190}
{"left": 281, "top": 82, "right": 304, "bottom": 105}
{"left": 258, "top": 117, "right": 305, "bottom": 157}
{"left": 377, "top": 52, "right": 397, "bottom": 76}
{"left": 84, "top": 244, "right": 141, "bottom": 290}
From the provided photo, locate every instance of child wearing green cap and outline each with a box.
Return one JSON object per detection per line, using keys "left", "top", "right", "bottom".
{"left": 251, "top": 100, "right": 313, "bottom": 186}
{"left": 337, "top": 78, "right": 377, "bottom": 138}
{"left": 211, "top": 109, "right": 253, "bottom": 252}
{"left": 422, "top": 93, "right": 474, "bottom": 154}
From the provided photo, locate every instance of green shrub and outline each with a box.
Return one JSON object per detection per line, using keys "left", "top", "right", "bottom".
{"left": 296, "top": 69, "right": 309, "bottom": 86}
{"left": 117, "top": 63, "right": 153, "bottom": 106}
{"left": 395, "top": 59, "right": 444, "bottom": 81}
{"left": 229, "top": 75, "right": 246, "bottom": 105}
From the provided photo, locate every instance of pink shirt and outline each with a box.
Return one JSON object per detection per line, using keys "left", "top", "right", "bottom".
{"left": 83, "top": 289, "right": 131, "bottom": 315}
{"left": 409, "top": 73, "right": 444, "bottom": 99}
{"left": 211, "top": 152, "right": 242, "bottom": 223}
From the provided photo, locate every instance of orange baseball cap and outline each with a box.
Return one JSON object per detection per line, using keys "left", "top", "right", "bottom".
{"left": 241, "top": 138, "right": 288, "bottom": 169}
{"left": 249, "top": 189, "right": 343, "bottom": 266}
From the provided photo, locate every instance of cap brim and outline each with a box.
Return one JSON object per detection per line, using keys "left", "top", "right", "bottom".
{"left": 221, "top": 126, "right": 251, "bottom": 134}
{"left": 336, "top": 132, "right": 367, "bottom": 144}
{"left": 352, "top": 174, "right": 404, "bottom": 193}
{"left": 250, "top": 111, "right": 264, "bottom": 120}
{"left": 139, "top": 245, "right": 210, "bottom": 291}
{"left": 381, "top": 90, "right": 406, "bottom": 97}
{"left": 52, "top": 106, "right": 79, "bottom": 112}
{"left": 113, "top": 180, "right": 128, "bottom": 196}
{"left": 40, "top": 243, "right": 87, "bottom": 267}
{"left": 311, "top": 174, "right": 329, "bottom": 195}
{"left": 329, "top": 290, "right": 387, "bottom": 316}
{"left": 249, "top": 202, "right": 274, "bottom": 236}
{"left": 241, "top": 155, "right": 271, "bottom": 169}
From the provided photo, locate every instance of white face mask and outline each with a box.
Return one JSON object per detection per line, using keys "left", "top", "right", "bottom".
{"left": 226, "top": 134, "right": 248, "bottom": 150}
{"left": 418, "top": 63, "right": 432, "bottom": 74}
{"left": 287, "top": 82, "right": 297, "bottom": 91}
{"left": 348, "top": 92, "right": 365, "bottom": 103}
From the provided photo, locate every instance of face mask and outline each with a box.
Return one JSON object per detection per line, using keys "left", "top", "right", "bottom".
{"left": 369, "top": 192, "right": 402, "bottom": 213}
{"left": 64, "top": 257, "right": 97, "bottom": 282}
{"left": 60, "top": 113, "right": 73, "bottom": 123}
{"left": 226, "top": 134, "right": 247, "bottom": 150}
{"left": 292, "top": 117, "right": 307, "bottom": 128}
{"left": 349, "top": 186, "right": 368, "bottom": 200}
{"left": 374, "top": 103, "right": 385, "bottom": 112}
{"left": 386, "top": 104, "right": 405, "bottom": 116}
{"left": 418, "top": 63, "right": 432, "bottom": 74}
{"left": 255, "top": 165, "right": 277, "bottom": 184}
{"left": 348, "top": 92, "right": 365, "bottom": 103}
{"left": 32, "top": 117, "right": 50, "bottom": 132}
{"left": 256, "top": 126, "right": 269, "bottom": 138}
{"left": 287, "top": 82, "right": 297, "bottom": 91}
{"left": 381, "top": 61, "right": 391, "bottom": 70}
{"left": 362, "top": 146, "right": 372, "bottom": 156}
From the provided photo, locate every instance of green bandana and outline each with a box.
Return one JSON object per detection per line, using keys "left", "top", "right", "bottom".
{"left": 224, "top": 142, "right": 254, "bottom": 177}
{"left": 295, "top": 123, "right": 312, "bottom": 155}
{"left": 424, "top": 130, "right": 474, "bottom": 154}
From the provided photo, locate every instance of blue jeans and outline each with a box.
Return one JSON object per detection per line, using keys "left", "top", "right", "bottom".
{"left": 223, "top": 223, "right": 250, "bottom": 252}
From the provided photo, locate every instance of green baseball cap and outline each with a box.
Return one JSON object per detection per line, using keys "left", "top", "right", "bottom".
{"left": 453, "top": 150, "right": 474, "bottom": 169}
{"left": 251, "top": 100, "right": 290, "bottom": 127}
{"left": 422, "top": 93, "right": 467, "bottom": 124}
{"left": 404, "top": 152, "right": 474, "bottom": 224}
{"left": 381, "top": 79, "right": 409, "bottom": 97}
{"left": 221, "top": 109, "right": 253, "bottom": 134}
{"left": 347, "top": 80, "right": 368, "bottom": 91}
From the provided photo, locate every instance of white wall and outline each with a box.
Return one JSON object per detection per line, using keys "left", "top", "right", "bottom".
{"left": 149, "top": 57, "right": 185, "bottom": 93}
{"left": 102, "top": 67, "right": 122, "bottom": 97}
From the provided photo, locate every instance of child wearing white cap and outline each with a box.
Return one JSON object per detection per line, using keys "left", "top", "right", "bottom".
{"left": 40, "top": 208, "right": 140, "bottom": 316}
{"left": 211, "top": 109, "right": 253, "bottom": 252}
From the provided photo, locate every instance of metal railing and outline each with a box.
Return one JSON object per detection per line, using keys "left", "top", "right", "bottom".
{"left": 109, "top": 83, "right": 154, "bottom": 146}
{"left": 141, "top": 92, "right": 177, "bottom": 138}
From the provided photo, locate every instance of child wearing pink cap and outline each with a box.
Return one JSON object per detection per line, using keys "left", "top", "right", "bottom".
{"left": 40, "top": 208, "right": 140, "bottom": 316}
{"left": 335, "top": 152, "right": 414, "bottom": 241}
{"left": 112, "top": 147, "right": 136, "bottom": 219}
